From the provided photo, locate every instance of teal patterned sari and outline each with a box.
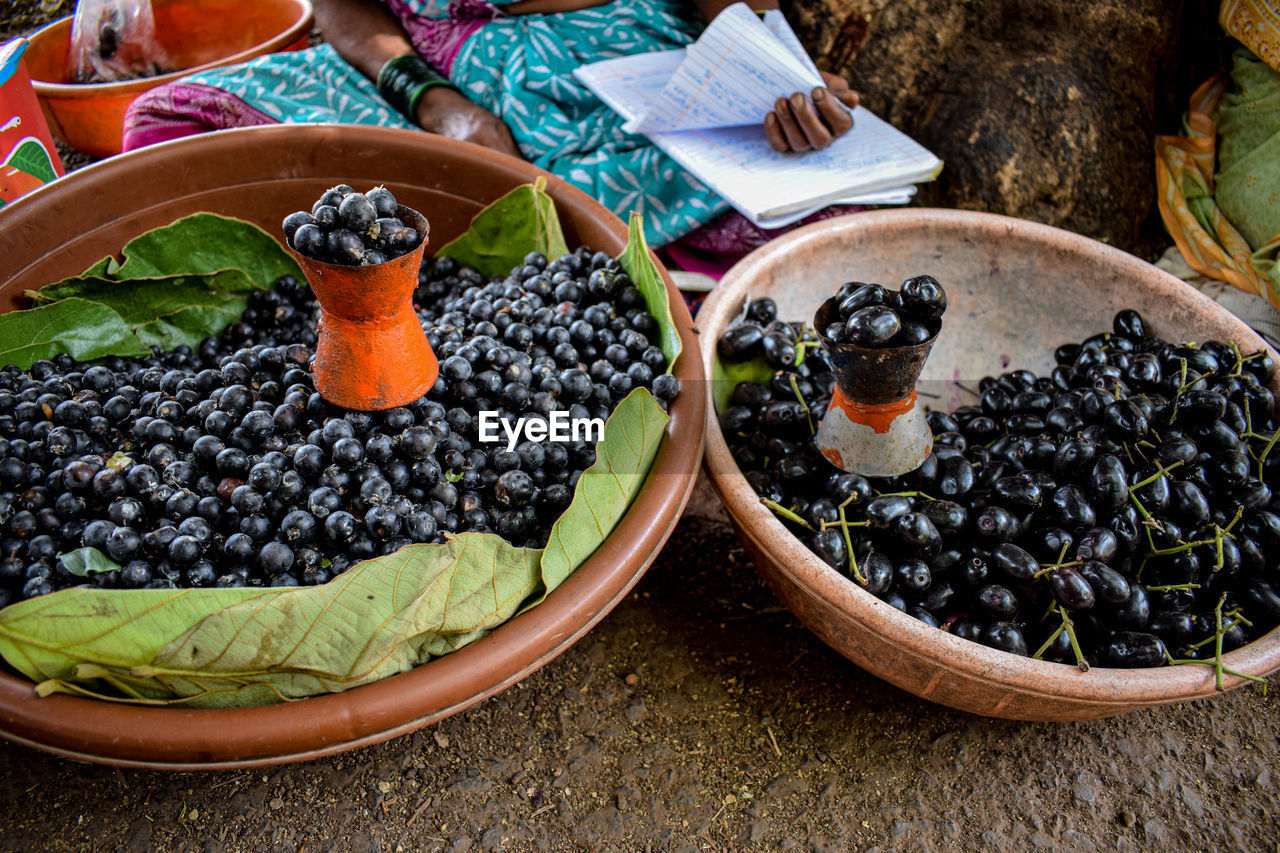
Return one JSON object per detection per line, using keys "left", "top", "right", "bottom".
{"left": 178, "top": 0, "right": 729, "bottom": 246}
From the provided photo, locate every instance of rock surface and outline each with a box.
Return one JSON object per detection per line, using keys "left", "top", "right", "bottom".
{"left": 788, "top": 0, "right": 1220, "bottom": 258}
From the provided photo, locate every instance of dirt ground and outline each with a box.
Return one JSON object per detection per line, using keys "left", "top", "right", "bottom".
{"left": 0, "top": 478, "right": 1277, "bottom": 852}
{"left": 4, "top": 5, "right": 1278, "bottom": 851}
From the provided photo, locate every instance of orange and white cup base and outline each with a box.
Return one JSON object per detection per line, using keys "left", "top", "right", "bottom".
{"left": 816, "top": 387, "right": 933, "bottom": 477}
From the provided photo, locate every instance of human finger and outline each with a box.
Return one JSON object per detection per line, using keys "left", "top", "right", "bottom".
{"left": 813, "top": 87, "right": 854, "bottom": 137}
{"left": 773, "top": 96, "right": 810, "bottom": 151}
{"left": 819, "top": 71, "right": 861, "bottom": 109}
{"left": 789, "top": 91, "right": 833, "bottom": 150}
{"left": 764, "top": 112, "right": 789, "bottom": 152}
{"left": 819, "top": 70, "right": 846, "bottom": 92}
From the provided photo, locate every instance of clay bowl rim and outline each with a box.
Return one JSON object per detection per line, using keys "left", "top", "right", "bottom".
{"left": 26, "top": 0, "right": 314, "bottom": 98}
{"left": 698, "top": 207, "right": 1280, "bottom": 715}
{"left": 0, "top": 124, "right": 706, "bottom": 768}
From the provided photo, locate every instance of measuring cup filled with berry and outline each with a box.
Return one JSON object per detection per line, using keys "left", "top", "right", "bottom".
{"left": 282, "top": 185, "right": 439, "bottom": 411}
{"left": 813, "top": 275, "right": 948, "bottom": 476}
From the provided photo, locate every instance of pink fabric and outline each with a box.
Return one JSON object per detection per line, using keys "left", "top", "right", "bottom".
{"left": 662, "top": 204, "right": 868, "bottom": 280}
{"left": 122, "top": 82, "right": 277, "bottom": 152}
{"left": 384, "top": 0, "right": 503, "bottom": 77}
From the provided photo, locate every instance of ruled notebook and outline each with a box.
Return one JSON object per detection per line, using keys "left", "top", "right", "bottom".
{"left": 573, "top": 4, "right": 942, "bottom": 228}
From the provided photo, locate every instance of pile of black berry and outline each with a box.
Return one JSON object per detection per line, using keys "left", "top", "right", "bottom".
{"left": 719, "top": 296, "right": 1280, "bottom": 669}
{"left": 0, "top": 248, "right": 677, "bottom": 605}
{"left": 283, "top": 185, "right": 421, "bottom": 266}
{"left": 819, "top": 276, "right": 947, "bottom": 348}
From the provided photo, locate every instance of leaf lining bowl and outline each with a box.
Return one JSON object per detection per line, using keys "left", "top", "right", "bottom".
{"left": 0, "top": 125, "right": 705, "bottom": 767}
{"left": 697, "top": 209, "right": 1280, "bottom": 721}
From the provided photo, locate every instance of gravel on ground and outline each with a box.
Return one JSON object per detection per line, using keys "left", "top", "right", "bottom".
{"left": 1, "top": 478, "right": 1276, "bottom": 852}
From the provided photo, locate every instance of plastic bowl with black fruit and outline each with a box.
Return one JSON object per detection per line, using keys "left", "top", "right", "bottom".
{"left": 699, "top": 208, "right": 1280, "bottom": 721}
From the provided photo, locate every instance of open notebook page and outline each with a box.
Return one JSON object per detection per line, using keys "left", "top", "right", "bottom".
{"left": 628, "top": 4, "right": 823, "bottom": 133}
{"left": 575, "top": 48, "right": 940, "bottom": 226}
{"left": 761, "top": 9, "right": 823, "bottom": 80}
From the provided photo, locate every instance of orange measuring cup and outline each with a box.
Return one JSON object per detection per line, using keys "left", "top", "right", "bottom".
{"left": 288, "top": 205, "right": 440, "bottom": 411}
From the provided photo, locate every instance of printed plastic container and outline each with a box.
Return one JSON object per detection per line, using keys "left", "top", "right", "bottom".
{"left": 0, "top": 38, "right": 65, "bottom": 207}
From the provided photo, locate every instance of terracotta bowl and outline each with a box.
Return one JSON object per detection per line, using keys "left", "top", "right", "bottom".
{"left": 698, "top": 209, "right": 1280, "bottom": 721}
{"left": 24, "top": 0, "right": 313, "bottom": 157}
{"left": 0, "top": 125, "right": 705, "bottom": 767}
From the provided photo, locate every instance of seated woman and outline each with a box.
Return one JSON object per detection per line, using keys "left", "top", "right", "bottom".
{"left": 123, "top": 0, "right": 861, "bottom": 256}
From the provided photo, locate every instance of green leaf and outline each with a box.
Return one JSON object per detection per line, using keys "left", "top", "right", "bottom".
{"left": 0, "top": 298, "right": 149, "bottom": 370}
{"left": 82, "top": 257, "right": 113, "bottom": 278}
{"left": 28, "top": 277, "right": 253, "bottom": 354}
{"left": 33, "top": 272, "right": 256, "bottom": 352}
{"left": 59, "top": 548, "right": 122, "bottom": 578}
{"left": 712, "top": 354, "right": 776, "bottom": 414}
{"left": 34, "top": 268, "right": 258, "bottom": 308}
{"left": 0, "top": 536, "right": 544, "bottom": 707}
{"left": 618, "top": 213, "right": 682, "bottom": 369}
{"left": 4, "top": 138, "right": 57, "bottom": 184}
{"left": 0, "top": 585, "right": 263, "bottom": 701}
{"left": 534, "top": 388, "right": 670, "bottom": 603}
{"left": 141, "top": 535, "right": 546, "bottom": 705}
{"left": 93, "top": 213, "right": 302, "bottom": 287}
{"left": 20, "top": 214, "right": 295, "bottom": 360}
{"left": 435, "top": 177, "right": 569, "bottom": 277}
{"left": 134, "top": 301, "right": 249, "bottom": 351}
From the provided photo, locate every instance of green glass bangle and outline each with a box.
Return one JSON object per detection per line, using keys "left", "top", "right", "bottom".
{"left": 376, "top": 54, "right": 456, "bottom": 122}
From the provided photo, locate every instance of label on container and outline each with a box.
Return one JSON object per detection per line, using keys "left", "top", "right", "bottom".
{"left": 0, "top": 38, "right": 65, "bottom": 208}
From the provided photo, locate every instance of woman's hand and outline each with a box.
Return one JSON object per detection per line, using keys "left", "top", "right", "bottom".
{"left": 416, "top": 86, "right": 522, "bottom": 159}
{"left": 764, "top": 71, "right": 860, "bottom": 153}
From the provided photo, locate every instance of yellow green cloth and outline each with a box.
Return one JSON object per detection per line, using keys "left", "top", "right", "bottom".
{"left": 1220, "top": 0, "right": 1280, "bottom": 72}
{"left": 1218, "top": 50, "right": 1280, "bottom": 250}
{"left": 1156, "top": 43, "right": 1280, "bottom": 309}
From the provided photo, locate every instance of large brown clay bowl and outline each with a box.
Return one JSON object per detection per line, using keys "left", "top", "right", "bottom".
{"left": 698, "top": 209, "right": 1280, "bottom": 721}
{"left": 25, "top": 0, "right": 313, "bottom": 157}
{"left": 0, "top": 125, "right": 705, "bottom": 767}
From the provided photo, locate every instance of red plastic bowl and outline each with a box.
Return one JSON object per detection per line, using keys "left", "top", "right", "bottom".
{"left": 24, "top": 0, "right": 313, "bottom": 157}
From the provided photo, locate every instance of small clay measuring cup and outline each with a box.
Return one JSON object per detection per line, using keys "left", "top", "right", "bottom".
{"left": 289, "top": 205, "right": 439, "bottom": 410}
{"left": 813, "top": 297, "right": 936, "bottom": 476}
